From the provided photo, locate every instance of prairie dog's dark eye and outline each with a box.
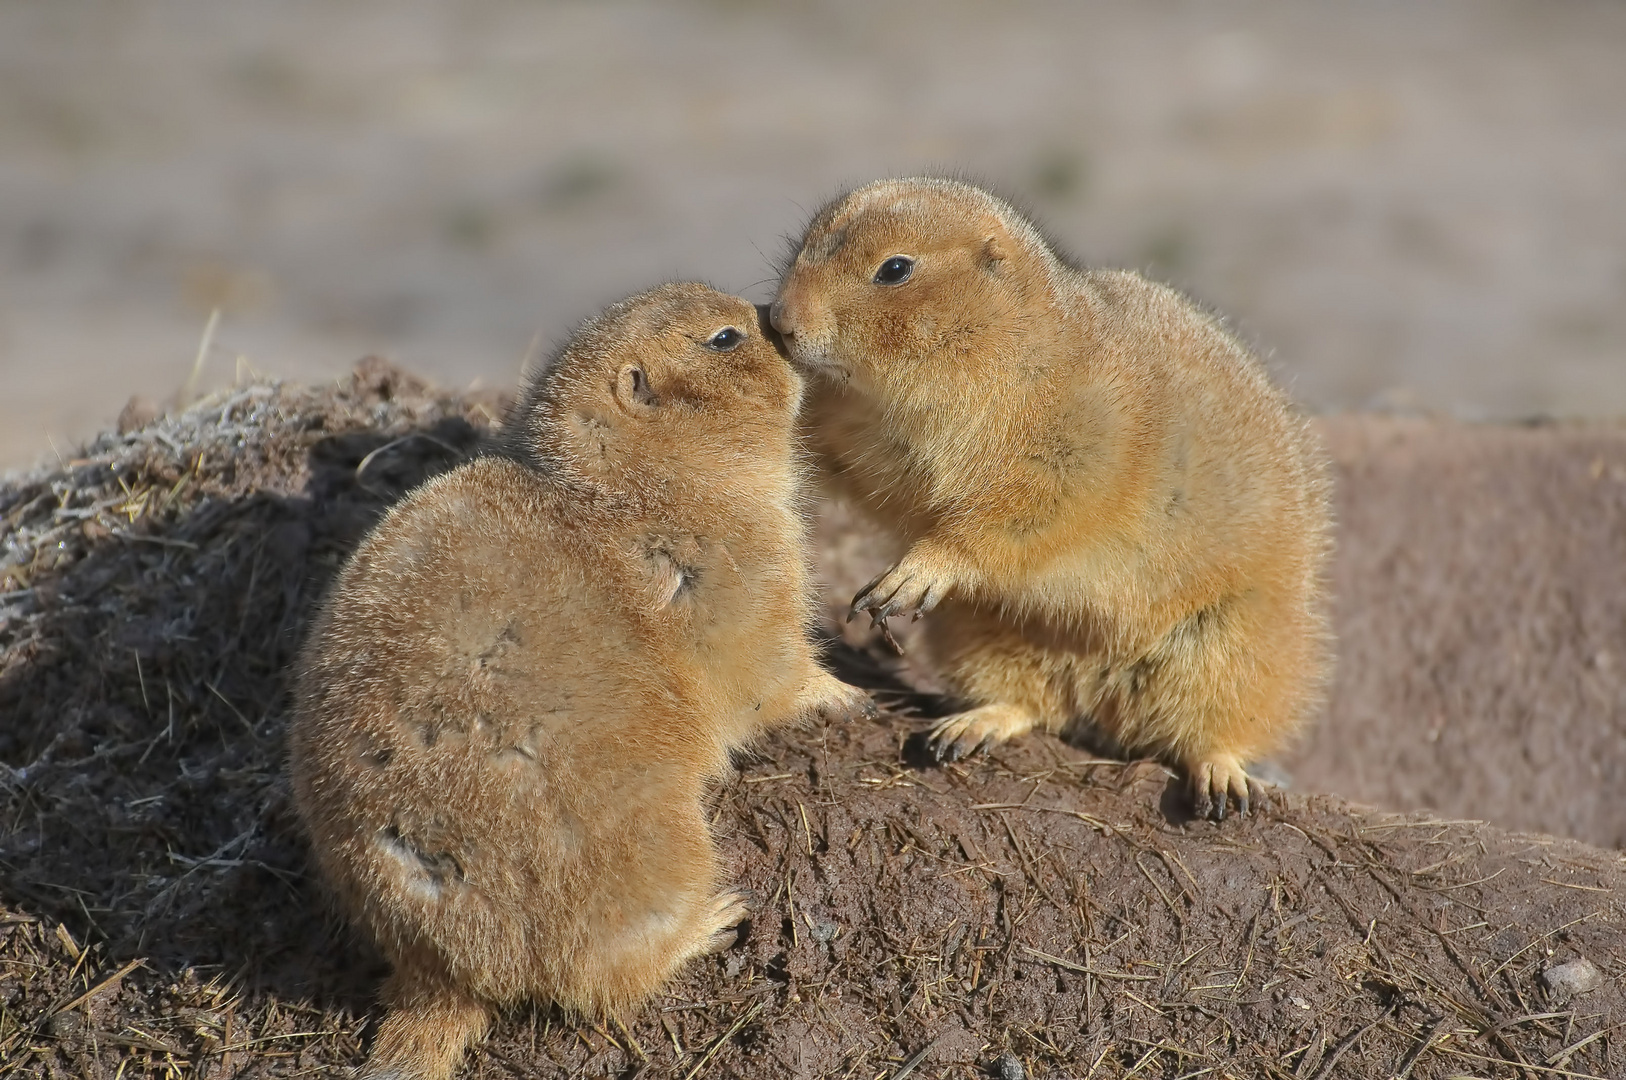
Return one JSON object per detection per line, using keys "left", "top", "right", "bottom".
{"left": 873, "top": 255, "right": 914, "bottom": 285}
{"left": 705, "top": 326, "right": 745, "bottom": 351}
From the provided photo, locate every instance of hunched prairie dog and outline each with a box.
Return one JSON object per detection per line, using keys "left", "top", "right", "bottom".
{"left": 770, "top": 178, "right": 1331, "bottom": 819}
{"left": 288, "top": 283, "right": 871, "bottom": 1080}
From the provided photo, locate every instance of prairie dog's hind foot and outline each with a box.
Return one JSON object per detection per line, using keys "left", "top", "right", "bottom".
{"left": 364, "top": 973, "right": 491, "bottom": 1080}
{"left": 1186, "top": 754, "right": 1270, "bottom": 821}
{"left": 701, "top": 890, "right": 753, "bottom": 954}
{"left": 927, "top": 703, "right": 1040, "bottom": 762}
{"left": 796, "top": 671, "right": 877, "bottom": 724}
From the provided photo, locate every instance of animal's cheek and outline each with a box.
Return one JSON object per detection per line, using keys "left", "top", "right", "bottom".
{"left": 869, "top": 309, "right": 933, "bottom": 351}
{"left": 800, "top": 300, "right": 839, "bottom": 341}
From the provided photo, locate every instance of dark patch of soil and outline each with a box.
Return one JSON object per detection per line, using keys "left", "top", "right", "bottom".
{"left": 1, "top": 366, "right": 1621, "bottom": 1079}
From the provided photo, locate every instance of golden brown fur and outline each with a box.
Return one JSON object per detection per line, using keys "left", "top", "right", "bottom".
{"left": 771, "top": 178, "right": 1331, "bottom": 819}
{"left": 288, "top": 283, "right": 870, "bottom": 1080}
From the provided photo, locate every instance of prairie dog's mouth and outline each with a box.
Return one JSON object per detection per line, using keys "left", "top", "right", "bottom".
{"left": 784, "top": 347, "right": 849, "bottom": 382}
{"left": 772, "top": 332, "right": 834, "bottom": 372}
{"left": 759, "top": 300, "right": 850, "bottom": 380}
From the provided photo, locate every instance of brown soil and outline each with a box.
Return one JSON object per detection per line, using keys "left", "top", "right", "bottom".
{"left": 1298, "top": 416, "right": 1626, "bottom": 849}
{"left": 1, "top": 366, "right": 1622, "bottom": 1079}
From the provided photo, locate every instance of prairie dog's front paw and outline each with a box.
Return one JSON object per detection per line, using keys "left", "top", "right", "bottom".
{"left": 1187, "top": 755, "right": 1268, "bottom": 821}
{"left": 800, "top": 673, "right": 877, "bottom": 724}
{"left": 850, "top": 543, "right": 963, "bottom": 623}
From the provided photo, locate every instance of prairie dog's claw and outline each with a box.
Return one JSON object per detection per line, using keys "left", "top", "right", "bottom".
{"left": 800, "top": 674, "right": 876, "bottom": 724}
{"left": 851, "top": 548, "right": 963, "bottom": 655}
{"left": 704, "top": 890, "right": 752, "bottom": 953}
{"left": 850, "top": 550, "right": 958, "bottom": 622}
{"left": 824, "top": 683, "right": 876, "bottom": 724}
{"left": 1187, "top": 757, "right": 1264, "bottom": 821}
{"left": 924, "top": 704, "right": 1038, "bottom": 764}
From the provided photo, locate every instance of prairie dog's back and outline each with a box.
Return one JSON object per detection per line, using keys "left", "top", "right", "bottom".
{"left": 1071, "top": 269, "right": 1328, "bottom": 594}
{"left": 296, "top": 458, "right": 676, "bottom": 771}
{"left": 291, "top": 458, "right": 713, "bottom": 1000}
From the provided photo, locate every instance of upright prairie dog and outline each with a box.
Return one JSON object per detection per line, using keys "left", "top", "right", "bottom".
{"left": 288, "top": 283, "right": 871, "bottom": 1080}
{"left": 771, "top": 178, "right": 1331, "bottom": 818}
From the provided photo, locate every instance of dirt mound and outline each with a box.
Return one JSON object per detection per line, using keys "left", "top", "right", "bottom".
{"left": 2, "top": 366, "right": 1621, "bottom": 1078}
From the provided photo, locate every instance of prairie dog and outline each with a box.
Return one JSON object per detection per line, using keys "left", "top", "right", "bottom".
{"left": 288, "top": 283, "right": 871, "bottom": 1080}
{"left": 771, "top": 178, "right": 1331, "bottom": 819}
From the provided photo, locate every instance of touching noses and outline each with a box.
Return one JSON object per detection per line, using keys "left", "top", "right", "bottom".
{"left": 768, "top": 283, "right": 829, "bottom": 352}
{"left": 767, "top": 297, "right": 793, "bottom": 338}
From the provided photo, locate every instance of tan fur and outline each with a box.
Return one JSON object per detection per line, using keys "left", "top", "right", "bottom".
{"left": 288, "top": 283, "right": 870, "bottom": 1080}
{"left": 771, "top": 178, "right": 1332, "bottom": 819}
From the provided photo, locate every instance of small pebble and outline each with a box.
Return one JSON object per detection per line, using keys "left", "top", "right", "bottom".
{"left": 47, "top": 1010, "right": 85, "bottom": 1038}
{"left": 1541, "top": 957, "right": 1602, "bottom": 997}
{"left": 993, "top": 1050, "right": 1025, "bottom": 1080}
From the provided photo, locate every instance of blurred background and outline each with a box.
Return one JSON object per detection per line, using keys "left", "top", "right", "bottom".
{"left": 2, "top": 0, "right": 1624, "bottom": 472}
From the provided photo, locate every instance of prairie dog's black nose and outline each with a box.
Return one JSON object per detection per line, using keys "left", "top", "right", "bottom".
{"left": 767, "top": 298, "right": 792, "bottom": 336}
{"left": 754, "top": 303, "right": 786, "bottom": 352}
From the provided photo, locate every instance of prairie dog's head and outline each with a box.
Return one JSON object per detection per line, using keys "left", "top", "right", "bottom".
{"left": 509, "top": 283, "right": 800, "bottom": 484}
{"left": 771, "top": 178, "right": 1061, "bottom": 399}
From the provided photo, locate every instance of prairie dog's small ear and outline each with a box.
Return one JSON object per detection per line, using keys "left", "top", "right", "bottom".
{"left": 980, "top": 234, "right": 1008, "bottom": 272}
{"left": 614, "top": 363, "right": 659, "bottom": 412}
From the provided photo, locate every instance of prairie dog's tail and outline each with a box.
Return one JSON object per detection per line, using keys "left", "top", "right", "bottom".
{"left": 362, "top": 969, "right": 491, "bottom": 1080}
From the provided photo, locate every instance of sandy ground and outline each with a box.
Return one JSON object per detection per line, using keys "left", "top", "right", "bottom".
{"left": 3, "top": 0, "right": 1626, "bottom": 472}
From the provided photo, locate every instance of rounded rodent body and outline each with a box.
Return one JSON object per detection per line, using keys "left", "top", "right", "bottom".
{"left": 289, "top": 283, "right": 870, "bottom": 1079}
{"left": 771, "top": 178, "right": 1332, "bottom": 818}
